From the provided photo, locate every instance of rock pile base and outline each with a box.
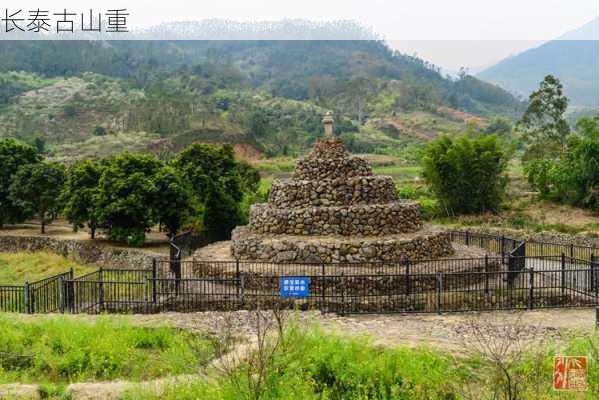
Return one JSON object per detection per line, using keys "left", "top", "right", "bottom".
{"left": 231, "top": 226, "right": 453, "bottom": 263}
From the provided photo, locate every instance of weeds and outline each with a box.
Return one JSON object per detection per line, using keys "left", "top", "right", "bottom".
{"left": 0, "top": 315, "right": 215, "bottom": 384}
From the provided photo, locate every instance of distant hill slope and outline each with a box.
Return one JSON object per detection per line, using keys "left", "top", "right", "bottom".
{"left": 0, "top": 40, "right": 523, "bottom": 158}
{"left": 478, "top": 18, "right": 599, "bottom": 107}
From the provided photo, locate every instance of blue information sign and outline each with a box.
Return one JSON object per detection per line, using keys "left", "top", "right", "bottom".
{"left": 279, "top": 276, "right": 310, "bottom": 298}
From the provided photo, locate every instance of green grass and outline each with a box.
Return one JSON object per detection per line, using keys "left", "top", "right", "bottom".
{"left": 129, "top": 325, "right": 464, "bottom": 400}
{"left": 253, "top": 158, "right": 296, "bottom": 175}
{"left": 0, "top": 251, "right": 97, "bottom": 284}
{"left": 372, "top": 165, "right": 422, "bottom": 182}
{"left": 128, "top": 322, "right": 599, "bottom": 400}
{"left": 0, "top": 315, "right": 215, "bottom": 384}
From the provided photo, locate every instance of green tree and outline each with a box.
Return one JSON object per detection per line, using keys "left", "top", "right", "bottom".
{"left": 152, "top": 165, "right": 195, "bottom": 239}
{"left": 247, "top": 108, "right": 269, "bottom": 140}
{"left": 9, "top": 162, "right": 65, "bottom": 234}
{"left": 236, "top": 161, "right": 261, "bottom": 193}
{"left": 422, "top": 134, "right": 508, "bottom": 215}
{"left": 484, "top": 117, "right": 513, "bottom": 136}
{"left": 202, "top": 181, "right": 243, "bottom": 241}
{"left": 92, "top": 126, "right": 107, "bottom": 136}
{"left": 528, "top": 116, "right": 599, "bottom": 210}
{"left": 61, "top": 160, "right": 104, "bottom": 239}
{"left": 519, "top": 75, "right": 570, "bottom": 158}
{"left": 172, "top": 143, "right": 243, "bottom": 203}
{"left": 96, "top": 153, "right": 162, "bottom": 246}
{"left": 0, "top": 138, "right": 41, "bottom": 228}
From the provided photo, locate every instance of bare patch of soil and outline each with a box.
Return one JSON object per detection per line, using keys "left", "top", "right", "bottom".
{"left": 523, "top": 200, "right": 599, "bottom": 228}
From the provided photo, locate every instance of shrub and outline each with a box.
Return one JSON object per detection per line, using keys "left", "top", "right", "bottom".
{"left": 92, "top": 125, "right": 107, "bottom": 136}
{"left": 422, "top": 134, "right": 507, "bottom": 215}
{"left": 523, "top": 117, "right": 599, "bottom": 210}
{"left": 524, "top": 159, "right": 555, "bottom": 197}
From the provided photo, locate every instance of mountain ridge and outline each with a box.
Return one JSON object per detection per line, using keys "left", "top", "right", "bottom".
{"left": 478, "top": 17, "right": 599, "bottom": 107}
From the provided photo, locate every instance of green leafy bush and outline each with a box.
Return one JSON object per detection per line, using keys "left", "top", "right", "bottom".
{"left": 524, "top": 116, "right": 599, "bottom": 211}
{"left": 422, "top": 134, "right": 507, "bottom": 215}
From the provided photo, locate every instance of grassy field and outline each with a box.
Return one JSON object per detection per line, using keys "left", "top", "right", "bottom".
{"left": 0, "top": 316, "right": 214, "bottom": 385}
{"left": 0, "top": 252, "right": 97, "bottom": 284}
{"left": 128, "top": 323, "right": 599, "bottom": 400}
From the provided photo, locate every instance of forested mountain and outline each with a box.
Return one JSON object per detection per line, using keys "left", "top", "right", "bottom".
{"left": 478, "top": 17, "right": 599, "bottom": 107}
{"left": 478, "top": 41, "right": 599, "bottom": 107}
{"left": 0, "top": 40, "right": 524, "bottom": 158}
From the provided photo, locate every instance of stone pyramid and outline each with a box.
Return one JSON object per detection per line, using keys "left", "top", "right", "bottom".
{"left": 231, "top": 116, "right": 453, "bottom": 263}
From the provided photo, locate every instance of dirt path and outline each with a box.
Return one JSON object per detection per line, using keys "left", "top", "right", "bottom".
{"left": 16, "top": 308, "right": 594, "bottom": 351}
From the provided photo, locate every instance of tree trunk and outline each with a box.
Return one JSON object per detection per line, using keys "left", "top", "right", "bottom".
{"left": 91, "top": 226, "right": 96, "bottom": 240}
{"left": 41, "top": 219, "right": 45, "bottom": 234}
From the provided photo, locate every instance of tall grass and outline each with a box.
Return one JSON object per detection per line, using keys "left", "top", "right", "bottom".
{"left": 130, "top": 323, "right": 599, "bottom": 400}
{"left": 0, "top": 251, "right": 97, "bottom": 284}
{"left": 0, "top": 316, "right": 215, "bottom": 384}
{"left": 129, "top": 325, "right": 463, "bottom": 400}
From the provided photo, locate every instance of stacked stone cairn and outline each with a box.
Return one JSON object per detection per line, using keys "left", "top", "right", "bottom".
{"left": 232, "top": 120, "right": 453, "bottom": 263}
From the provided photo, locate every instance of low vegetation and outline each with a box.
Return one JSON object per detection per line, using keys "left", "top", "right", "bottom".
{"left": 0, "top": 251, "right": 96, "bottom": 284}
{"left": 127, "top": 320, "right": 599, "bottom": 400}
{"left": 422, "top": 133, "right": 508, "bottom": 215}
{"left": 0, "top": 316, "right": 215, "bottom": 384}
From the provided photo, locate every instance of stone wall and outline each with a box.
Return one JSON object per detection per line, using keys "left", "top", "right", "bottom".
{"left": 0, "top": 235, "right": 164, "bottom": 269}
{"left": 249, "top": 202, "right": 422, "bottom": 236}
{"left": 269, "top": 176, "right": 397, "bottom": 208}
{"left": 306, "top": 137, "right": 348, "bottom": 159}
{"left": 293, "top": 157, "right": 373, "bottom": 180}
{"left": 461, "top": 227, "right": 599, "bottom": 248}
{"left": 231, "top": 226, "right": 453, "bottom": 263}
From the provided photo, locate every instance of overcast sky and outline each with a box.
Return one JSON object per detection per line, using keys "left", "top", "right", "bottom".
{"left": 9, "top": 0, "right": 599, "bottom": 70}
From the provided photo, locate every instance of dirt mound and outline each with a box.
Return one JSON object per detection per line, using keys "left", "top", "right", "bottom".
{"left": 234, "top": 143, "right": 262, "bottom": 161}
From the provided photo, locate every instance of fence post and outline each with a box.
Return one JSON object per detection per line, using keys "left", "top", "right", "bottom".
{"left": 484, "top": 255, "right": 490, "bottom": 295}
{"left": 340, "top": 272, "right": 345, "bottom": 316}
{"left": 239, "top": 272, "right": 245, "bottom": 308}
{"left": 561, "top": 253, "right": 566, "bottom": 295}
{"left": 528, "top": 268, "right": 534, "bottom": 310}
{"left": 99, "top": 267, "right": 105, "bottom": 311}
{"left": 592, "top": 254, "right": 597, "bottom": 295}
{"left": 436, "top": 272, "right": 443, "bottom": 315}
{"left": 501, "top": 235, "right": 506, "bottom": 264}
{"left": 405, "top": 258, "right": 411, "bottom": 296}
{"left": 24, "top": 282, "right": 31, "bottom": 314}
{"left": 58, "top": 277, "right": 65, "bottom": 313}
{"left": 152, "top": 260, "right": 157, "bottom": 305}
{"left": 321, "top": 262, "right": 326, "bottom": 312}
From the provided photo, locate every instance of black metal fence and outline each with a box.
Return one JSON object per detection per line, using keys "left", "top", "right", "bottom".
{"left": 450, "top": 230, "right": 598, "bottom": 262}
{"left": 0, "top": 270, "right": 74, "bottom": 314}
{"left": 1, "top": 231, "right": 599, "bottom": 315}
